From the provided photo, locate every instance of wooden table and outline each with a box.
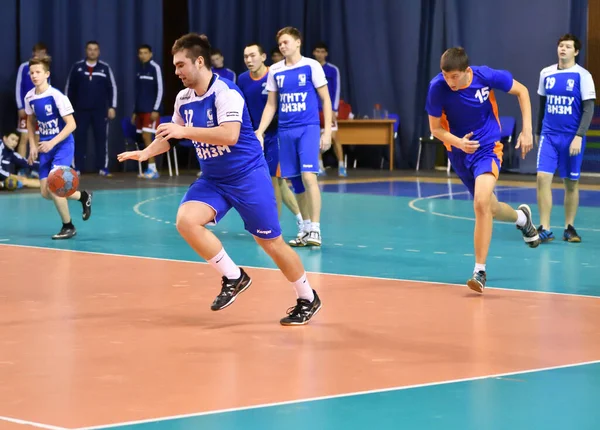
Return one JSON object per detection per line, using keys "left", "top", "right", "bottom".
{"left": 335, "top": 119, "right": 396, "bottom": 170}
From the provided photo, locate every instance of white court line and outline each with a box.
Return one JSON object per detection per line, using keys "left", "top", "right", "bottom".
{"left": 74, "top": 359, "right": 600, "bottom": 430}
{"left": 408, "top": 187, "right": 600, "bottom": 233}
{"left": 1, "top": 243, "right": 599, "bottom": 301}
{"left": 0, "top": 415, "right": 67, "bottom": 430}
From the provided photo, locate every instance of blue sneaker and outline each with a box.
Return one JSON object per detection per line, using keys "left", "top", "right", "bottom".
{"left": 537, "top": 226, "right": 555, "bottom": 243}
{"left": 139, "top": 169, "right": 160, "bottom": 179}
{"left": 563, "top": 225, "right": 581, "bottom": 242}
{"left": 99, "top": 168, "right": 112, "bottom": 177}
{"left": 338, "top": 166, "right": 347, "bottom": 177}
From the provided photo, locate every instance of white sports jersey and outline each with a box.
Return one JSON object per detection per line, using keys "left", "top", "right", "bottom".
{"left": 172, "top": 75, "right": 264, "bottom": 181}
{"left": 266, "top": 57, "right": 327, "bottom": 129}
{"left": 24, "top": 86, "right": 75, "bottom": 142}
{"left": 538, "top": 63, "right": 596, "bottom": 135}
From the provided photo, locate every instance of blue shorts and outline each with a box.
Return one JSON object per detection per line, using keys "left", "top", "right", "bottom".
{"left": 39, "top": 138, "right": 75, "bottom": 180}
{"left": 263, "top": 132, "right": 280, "bottom": 177}
{"left": 180, "top": 165, "right": 281, "bottom": 240}
{"left": 536, "top": 133, "right": 585, "bottom": 180}
{"left": 448, "top": 143, "right": 502, "bottom": 196}
{"left": 278, "top": 124, "right": 320, "bottom": 178}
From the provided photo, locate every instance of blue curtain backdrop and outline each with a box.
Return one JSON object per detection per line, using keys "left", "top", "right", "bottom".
{"left": 0, "top": 0, "right": 587, "bottom": 172}
{"left": 0, "top": 0, "right": 18, "bottom": 135}
{"left": 6, "top": 0, "right": 163, "bottom": 171}
{"left": 188, "top": 0, "right": 588, "bottom": 171}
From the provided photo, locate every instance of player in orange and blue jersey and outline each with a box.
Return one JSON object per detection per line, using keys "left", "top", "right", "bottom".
{"left": 426, "top": 47, "right": 540, "bottom": 293}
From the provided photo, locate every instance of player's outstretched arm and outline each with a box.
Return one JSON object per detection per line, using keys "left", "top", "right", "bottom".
{"left": 508, "top": 79, "right": 533, "bottom": 159}
{"left": 428, "top": 115, "right": 479, "bottom": 154}
{"left": 117, "top": 138, "right": 171, "bottom": 163}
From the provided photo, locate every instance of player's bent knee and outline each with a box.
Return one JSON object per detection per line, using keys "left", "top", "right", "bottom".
{"left": 301, "top": 172, "right": 317, "bottom": 187}
{"left": 40, "top": 185, "right": 51, "bottom": 200}
{"left": 564, "top": 178, "right": 579, "bottom": 192}
{"left": 537, "top": 171, "right": 554, "bottom": 183}
{"left": 254, "top": 235, "right": 284, "bottom": 254}
{"left": 473, "top": 194, "right": 492, "bottom": 214}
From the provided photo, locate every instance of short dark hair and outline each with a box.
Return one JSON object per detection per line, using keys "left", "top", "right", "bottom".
{"left": 441, "top": 47, "right": 469, "bottom": 72}
{"left": 32, "top": 42, "right": 47, "bottom": 52}
{"left": 558, "top": 34, "right": 581, "bottom": 52}
{"left": 276, "top": 26, "right": 302, "bottom": 42}
{"left": 244, "top": 43, "right": 264, "bottom": 55}
{"left": 86, "top": 40, "right": 99, "bottom": 48}
{"left": 210, "top": 48, "right": 223, "bottom": 57}
{"left": 29, "top": 55, "right": 51, "bottom": 72}
{"left": 313, "top": 42, "right": 329, "bottom": 52}
{"left": 172, "top": 33, "right": 212, "bottom": 66}
{"left": 138, "top": 44, "right": 152, "bottom": 52}
{"left": 2, "top": 130, "right": 18, "bottom": 139}
{"left": 270, "top": 47, "right": 281, "bottom": 56}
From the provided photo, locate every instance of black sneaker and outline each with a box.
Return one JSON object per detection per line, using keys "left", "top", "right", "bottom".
{"left": 52, "top": 226, "right": 77, "bottom": 240}
{"left": 280, "top": 289, "right": 322, "bottom": 326}
{"left": 563, "top": 224, "right": 581, "bottom": 242}
{"left": 467, "top": 271, "right": 486, "bottom": 293}
{"left": 211, "top": 268, "right": 252, "bottom": 311}
{"left": 516, "top": 204, "right": 540, "bottom": 248}
{"left": 81, "top": 191, "right": 93, "bottom": 221}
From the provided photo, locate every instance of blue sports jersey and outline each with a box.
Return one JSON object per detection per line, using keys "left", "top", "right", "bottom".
{"left": 172, "top": 75, "right": 264, "bottom": 182}
{"left": 237, "top": 68, "right": 277, "bottom": 133}
{"left": 426, "top": 65, "right": 514, "bottom": 150}
{"left": 317, "top": 62, "right": 340, "bottom": 112}
{"left": 266, "top": 57, "right": 328, "bottom": 130}
{"left": 537, "top": 63, "right": 596, "bottom": 135}
{"left": 24, "top": 86, "right": 75, "bottom": 144}
{"left": 212, "top": 67, "right": 236, "bottom": 83}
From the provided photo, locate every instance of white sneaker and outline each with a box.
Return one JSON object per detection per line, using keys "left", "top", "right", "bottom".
{"left": 306, "top": 231, "right": 321, "bottom": 246}
{"left": 289, "top": 231, "right": 308, "bottom": 247}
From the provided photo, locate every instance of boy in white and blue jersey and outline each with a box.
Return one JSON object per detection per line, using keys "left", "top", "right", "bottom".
{"left": 256, "top": 27, "right": 334, "bottom": 248}
{"left": 118, "top": 34, "right": 322, "bottom": 326}
{"left": 237, "top": 43, "right": 304, "bottom": 237}
{"left": 25, "top": 56, "right": 93, "bottom": 240}
{"left": 536, "top": 34, "right": 596, "bottom": 243}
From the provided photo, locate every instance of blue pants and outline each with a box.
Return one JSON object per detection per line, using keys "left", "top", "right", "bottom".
{"left": 263, "top": 132, "right": 280, "bottom": 177}
{"left": 74, "top": 109, "right": 109, "bottom": 172}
